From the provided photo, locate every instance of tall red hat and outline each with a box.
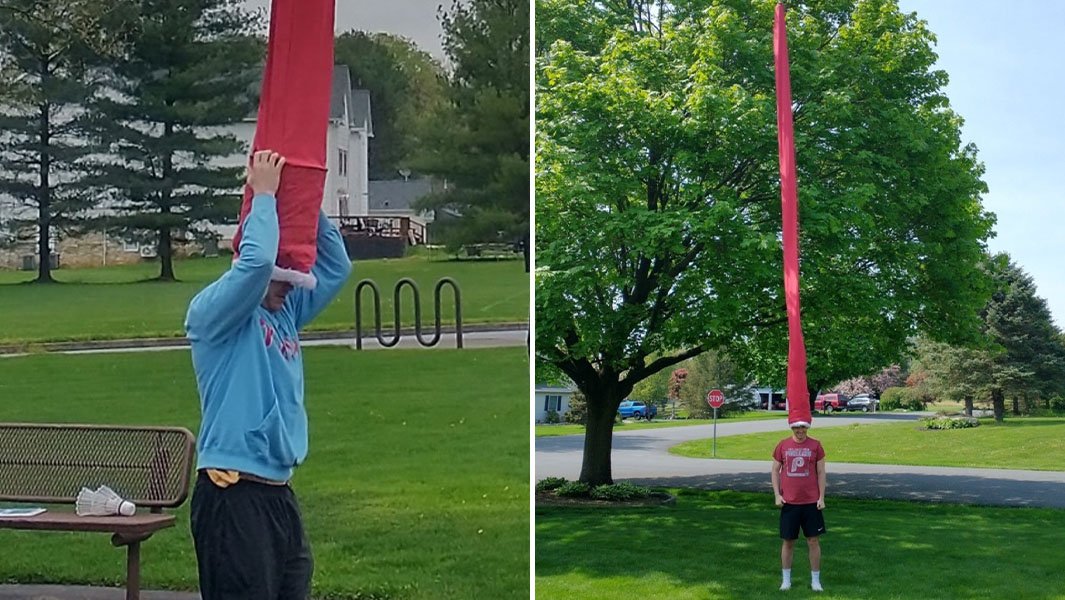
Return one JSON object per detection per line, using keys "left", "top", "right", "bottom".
{"left": 231, "top": 0, "right": 336, "bottom": 289}
{"left": 775, "top": 2, "right": 812, "bottom": 429}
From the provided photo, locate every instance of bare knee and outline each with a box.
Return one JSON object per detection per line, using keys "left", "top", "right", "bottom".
{"left": 807, "top": 536, "right": 820, "bottom": 549}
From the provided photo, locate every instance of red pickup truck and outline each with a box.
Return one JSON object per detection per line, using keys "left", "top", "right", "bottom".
{"left": 814, "top": 393, "right": 850, "bottom": 413}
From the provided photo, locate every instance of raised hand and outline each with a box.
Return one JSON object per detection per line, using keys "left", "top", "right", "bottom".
{"left": 247, "top": 150, "right": 287, "bottom": 196}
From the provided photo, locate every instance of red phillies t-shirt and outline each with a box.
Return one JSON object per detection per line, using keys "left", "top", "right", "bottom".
{"left": 772, "top": 436, "right": 825, "bottom": 505}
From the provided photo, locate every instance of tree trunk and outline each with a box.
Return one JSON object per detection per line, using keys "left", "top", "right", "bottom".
{"left": 1011, "top": 396, "right": 1020, "bottom": 416}
{"left": 963, "top": 395, "right": 973, "bottom": 417}
{"left": 806, "top": 383, "right": 821, "bottom": 415}
{"left": 35, "top": 60, "right": 54, "bottom": 284}
{"left": 522, "top": 230, "right": 529, "bottom": 273}
{"left": 158, "top": 225, "right": 175, "bottom": 281}
{"left": 579, "top": 391, "right": 621, "bottom": 486}
{"left": 991, "top": 388, "right": 1005, "bottom": 423}
{"left": 157, "top": 122, "right": 176, "bottom": 281}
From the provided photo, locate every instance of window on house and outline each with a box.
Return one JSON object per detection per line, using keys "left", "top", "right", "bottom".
{"left": 338, "top": 149, "right": 348, "bottom": 177}
{"left": 543, "top": 395, "right": 562, "bottom": 412}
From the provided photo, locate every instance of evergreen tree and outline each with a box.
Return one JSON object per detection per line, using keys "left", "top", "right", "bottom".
{"left": 982, "top": 255, "right": 1065, "bottom": 417}
{"left": 0, "top": 0, "right": 128, "bottom": 282}
{"left": 412, "top": 0, "right": 529, "bottom": 261}
{"left": 86, "top": 0, "right": 261, "bottom": 280}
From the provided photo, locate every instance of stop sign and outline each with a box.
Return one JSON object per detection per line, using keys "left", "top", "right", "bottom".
{"left": 706, "top": 389, "right": 725, "bottom": 409}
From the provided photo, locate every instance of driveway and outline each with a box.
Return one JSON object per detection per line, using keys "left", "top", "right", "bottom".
{"left": 535, "top": 413, "right": 1065, "bottom": 508}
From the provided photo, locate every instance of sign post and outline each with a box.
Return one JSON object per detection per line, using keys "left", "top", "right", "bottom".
{"left": 706, "top": 389, "right": 725, "bottom": 457}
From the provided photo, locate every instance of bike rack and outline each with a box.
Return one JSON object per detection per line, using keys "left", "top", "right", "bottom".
{"left": 354, "top": 277, "right": 463, "bottom": 349}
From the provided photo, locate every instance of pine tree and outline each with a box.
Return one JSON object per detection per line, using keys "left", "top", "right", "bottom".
{"left": 86, "top": 0, "right": 261, "bottom": 280}
{"left": 0, "top": 0, "right": 126, "bottom": 282}
{"left": 412, "top": 0, "right": 529, "bottom": 262}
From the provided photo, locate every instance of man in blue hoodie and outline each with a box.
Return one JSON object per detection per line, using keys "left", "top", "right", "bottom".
{"left": 185, "top": 150, "right": 352, "bottom": 600}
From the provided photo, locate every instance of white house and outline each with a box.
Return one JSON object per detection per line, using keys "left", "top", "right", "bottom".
{"left": 535, "top": 383, "right": 577, "bottom": 423}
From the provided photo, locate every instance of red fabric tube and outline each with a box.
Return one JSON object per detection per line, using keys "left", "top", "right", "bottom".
{"left": 774, "top": 2, "right": 812, "bottom": 426}
{"left": 232, "top": 0, "right": 335, "bottom": 286}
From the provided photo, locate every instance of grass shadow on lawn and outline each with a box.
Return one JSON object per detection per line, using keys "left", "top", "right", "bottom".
{"left": 536, "top": 489, "right": 1065, "bottom": 600}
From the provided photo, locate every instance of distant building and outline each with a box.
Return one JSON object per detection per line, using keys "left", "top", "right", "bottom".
{"left": 535, "top": 383, "right": 577, "bottom": 423}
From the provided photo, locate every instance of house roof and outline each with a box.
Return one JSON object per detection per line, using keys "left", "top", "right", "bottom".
{"left": 351, "top": 89, "right": 373, "bottom": 136}
{"left": 368, "top": 178, "right": 433, "bottom": 211}
{"left": 330, "top": 65, "right": 372, "bottom": 135}
{"left": 248, "top": 65, "right": 372, "bottom": 136}
{"left": 330, "top": 65, "right": 352, "bottom": 121}
{"left": 535, "top": 383, "right": 577, "bottom": 393}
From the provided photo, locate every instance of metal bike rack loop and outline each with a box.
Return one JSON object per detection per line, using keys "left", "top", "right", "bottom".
{"left": 354, "top": 277, "right": 463, "bottom": 349}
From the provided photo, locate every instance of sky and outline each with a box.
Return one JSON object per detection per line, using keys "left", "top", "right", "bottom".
{"left": 896, "top": 0, "right": 1065, "bottom": 328}
{"left": 243, "top": 0, "right": 450, "bottom": 60}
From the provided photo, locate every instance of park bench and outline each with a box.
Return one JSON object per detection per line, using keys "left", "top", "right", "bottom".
{"left": 0, "top": 423, "right": 195, "bottom": 600}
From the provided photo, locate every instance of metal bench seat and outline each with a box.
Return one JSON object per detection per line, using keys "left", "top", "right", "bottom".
{"left": 0, "top": 423, "right": 195, "bottom": 600}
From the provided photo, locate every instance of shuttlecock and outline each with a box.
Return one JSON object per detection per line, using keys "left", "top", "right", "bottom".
{"left": 76, "top": 485, "right": 136, "bottom": 517}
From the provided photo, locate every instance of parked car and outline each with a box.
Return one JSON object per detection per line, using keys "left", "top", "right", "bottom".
{"left": 846, "top": 394, "right": 879, "bottom": 412}
{"left": 618, "top": 400, "right": 657, "bottom": 420}
{"left": 814, "top": 393, "right": 850, "bottom": 413}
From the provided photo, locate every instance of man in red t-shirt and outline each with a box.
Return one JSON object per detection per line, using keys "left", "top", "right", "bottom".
{"left": 771, "top": 420, "right": 827, "bottom": 592}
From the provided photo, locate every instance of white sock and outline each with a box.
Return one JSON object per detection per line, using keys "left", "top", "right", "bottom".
{"left": 811, "top": 571, "right": 822, "bottom": 591}
{"left": 780, "top": 568, "right": 791, "bottom": 589}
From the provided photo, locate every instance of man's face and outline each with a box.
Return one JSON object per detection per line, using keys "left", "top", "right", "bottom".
{"left": 262, "top": 280, "right": 293, "bottom": 312}
{"left": 791, "top": 426, "right": 808, "bottom": 442}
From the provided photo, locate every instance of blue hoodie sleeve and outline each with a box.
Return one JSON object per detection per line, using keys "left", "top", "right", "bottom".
{"left": 185, "top": 194, "right": 279, "bottom": 344}
{"left": 288, "top": 211, "right": 353, "bottom": 329}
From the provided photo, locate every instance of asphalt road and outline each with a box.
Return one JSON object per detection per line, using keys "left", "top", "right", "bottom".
{"left": 536, "top": 413, "right": 1065, "bottom": 508}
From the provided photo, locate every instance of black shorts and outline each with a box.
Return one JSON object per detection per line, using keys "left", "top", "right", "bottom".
{"left": 779, "top": 502, "right": 826, "bottom": 540}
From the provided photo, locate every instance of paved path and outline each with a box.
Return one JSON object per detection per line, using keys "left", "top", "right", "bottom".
{"left": 536, "top": 413, "right": 1065, "bottom": 508}
{"left": 0, "top": 585, "right": 198, "bottom": 600}
{"left": 0, "top": 325, "right": 528, "bottom": 358}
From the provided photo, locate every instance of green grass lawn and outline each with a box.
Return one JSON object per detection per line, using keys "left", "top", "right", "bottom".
{"left": 0, "top": 347, "right": 529, "bottom": 600}
{"left": 536, "top": 412, "right": 788, "bottom": 437}
{"left": 0, "top": 255, "right": 528, "bottom": 344}
{"left": 536, "top": 489, "right": 1065, "bottom": 600}
{"left": 670, "top": 418, "right": 1065, "bottom": 471}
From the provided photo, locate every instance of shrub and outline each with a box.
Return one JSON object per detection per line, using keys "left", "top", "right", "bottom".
{"left": 880, "top": 387, "right": 926, "bottom": 411}
{"left": 565, "top": 391, "right": 587, "bottom": 424}
{"left": 545, "top": 409, "right": 561, "bottom": 424}
{"left": 536, "top": 477, "right": 568, "bottom": 492}
{"left": 589, "top": 482, "right": 652, "bottom": 501}
{"left": 922, "top": 416, "right": 979, "bottom": 430}
{"left": 1050, "top": 395, "right": 1065, "bottom": 413}
{"left": 555, "top": 481, "right": 591, "bottom": 497}
{"left": 879, "top": 387, "right": 905, "bottom": 410}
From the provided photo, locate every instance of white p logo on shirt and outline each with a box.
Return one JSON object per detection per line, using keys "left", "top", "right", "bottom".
{"left": 790, "top": 457, "right": 805, "bottom": 473}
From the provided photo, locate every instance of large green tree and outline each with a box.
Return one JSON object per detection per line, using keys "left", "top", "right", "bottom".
{"left": 413, "top": 0, "right": 529, "bottom": 259}
{"left": 335, "top": 31, "right": 446, "bottom": 180}
{"left": 536, "top": 0, "right": 995, "bottom": 485}
{"left": 0, "top": 0, "right": 129, "bottom": 282}
{"left": 86, "top": 0, "right": 261, "bottom": 280}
